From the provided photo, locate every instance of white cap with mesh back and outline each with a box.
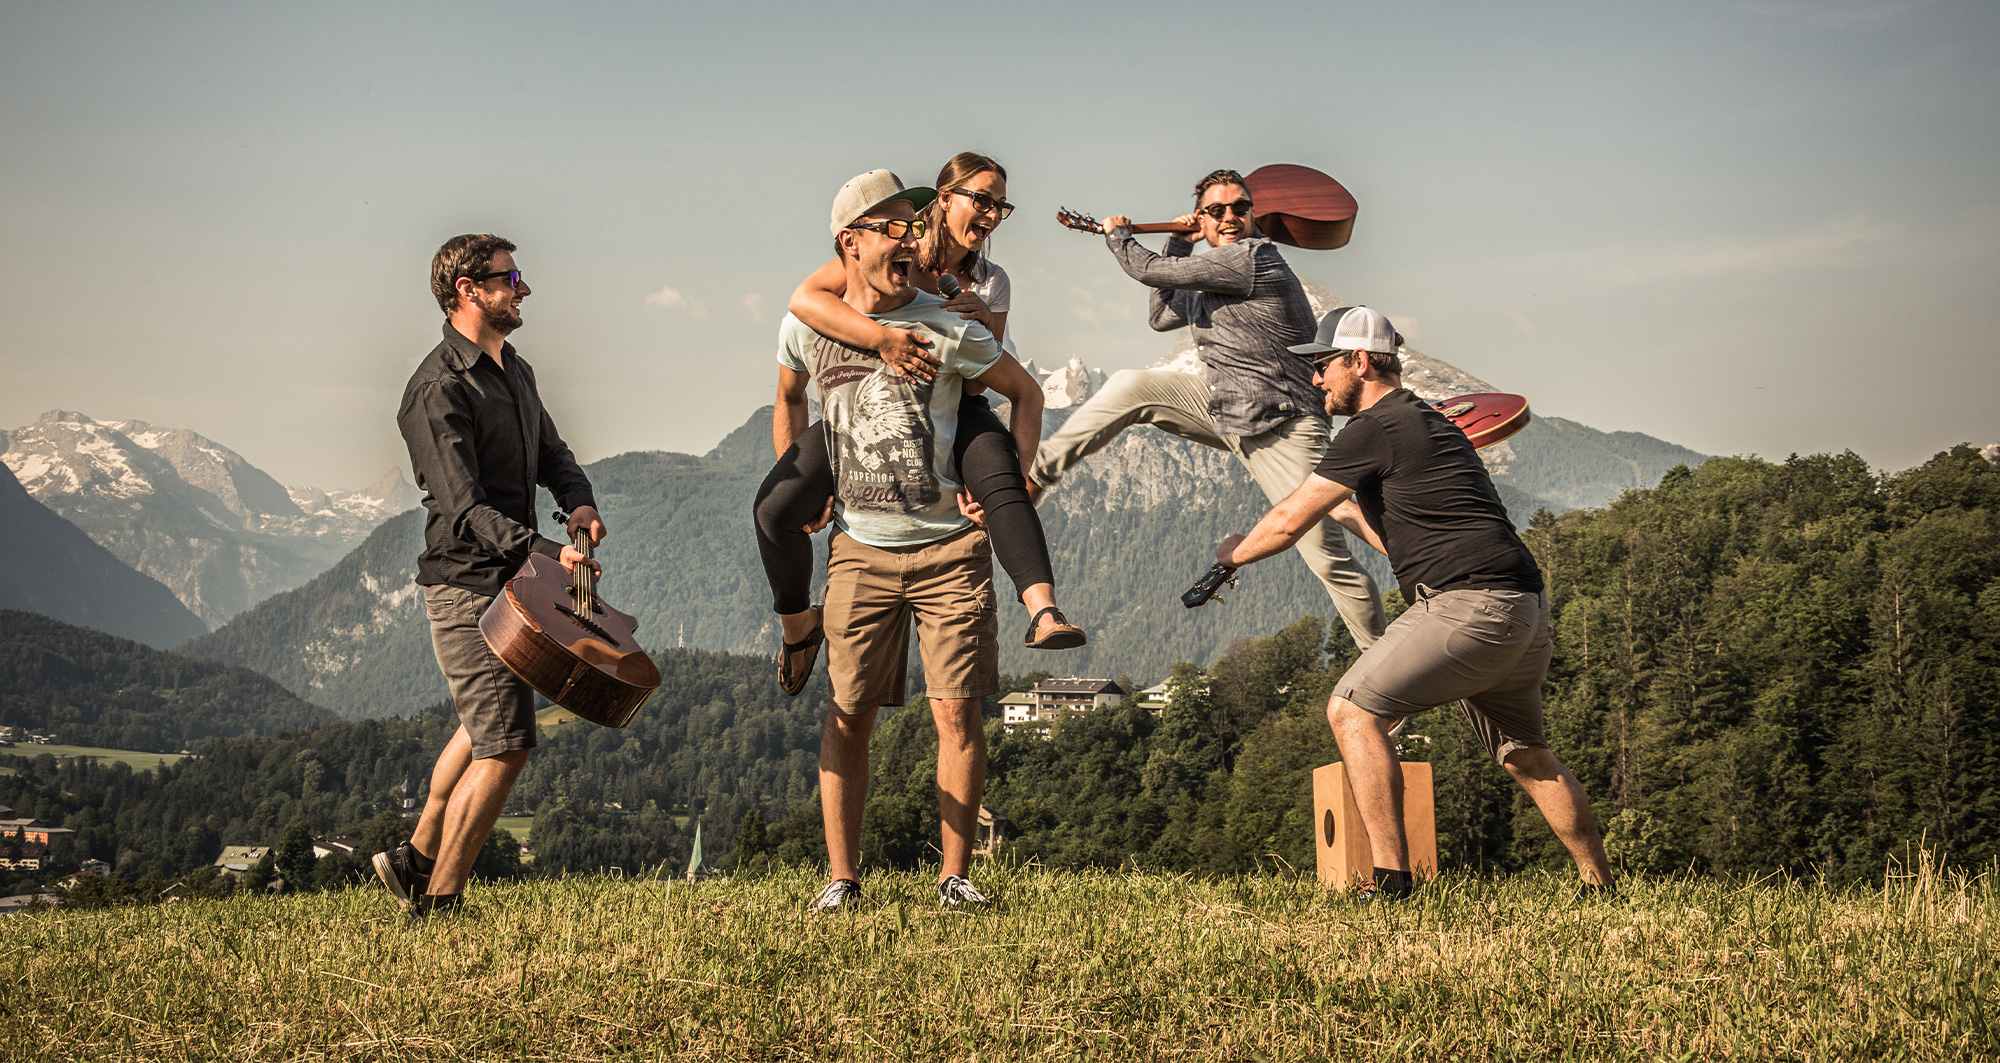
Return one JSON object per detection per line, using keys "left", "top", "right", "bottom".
{"left": 829, "top": 170, "right": 937, "bottom": 237}
{"left": 1288, "top": 305, "right": 1402, "bottom": 357}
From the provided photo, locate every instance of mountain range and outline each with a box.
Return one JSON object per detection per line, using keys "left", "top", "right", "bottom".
{"left": 184, "top": 282, "right": 1704, "bottom": 717}
{"left": 0, "top": 462, "right": 208, "bottom": 648}
{"left": 1, "top": 411, "right": 420, "bottom": 628}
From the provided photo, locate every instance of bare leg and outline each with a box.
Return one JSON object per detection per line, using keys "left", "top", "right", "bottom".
{"left": 408, "top": 726, "right": 475, "bottom": 860}
{"left": 930, "top": 697, "right": 986, "bottom": 881}
{"left": 1327, "top": 695, "right": 1410, "bottom": 872}
{"left": 1502, "top": 747, "right": 1614, "bottom": 886}
{"left": 819, "top": 706, "right": 879, "bottom": 883}
{"left": 426, "top": 747, "right": 529, "bottom": 895}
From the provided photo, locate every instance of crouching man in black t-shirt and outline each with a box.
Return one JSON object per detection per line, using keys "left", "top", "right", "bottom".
{"left": 1216, "top": 306, "right": 1614, "bottom": 902}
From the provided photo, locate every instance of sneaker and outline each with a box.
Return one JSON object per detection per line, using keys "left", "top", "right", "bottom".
{"left": 936, "top": 875, "right": 991, "bottom": 909}
{"left": 372, "top": 844, "right": 429, "bottom": 908}
{"left": 407, "top": 892, "right": 462, "bottom": 927}
{"left": 1573, "top": 881, "right": 1620, "bottom": 902}
{"left": 809, "top": 878, "right": 863, "bottom": 914}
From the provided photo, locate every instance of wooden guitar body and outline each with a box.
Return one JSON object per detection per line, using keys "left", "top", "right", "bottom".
{"left": 1433, "top": 392, "right": 1532, "bottom": 450}
{"left": 479, "top": 551, "right": 661, "bottom": 728}
{"left": 1243, "top": 164, "right": 1357, "bottom": 250}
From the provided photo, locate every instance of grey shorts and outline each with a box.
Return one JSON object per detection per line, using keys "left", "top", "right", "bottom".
{"left": 1333, "top": 585, "right": 1552, "bottom": 763}
{"left": 424, "top": 583, "right": 538, "bottom": 760}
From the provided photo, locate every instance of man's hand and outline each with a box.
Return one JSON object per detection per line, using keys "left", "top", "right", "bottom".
{"left": 1102, "top": 215, "right": 1131, "bottom": 232}
{"left": 558, "top": 545, "right": 602, "bottom": 578}
{"left": 1216, "top": 533, "right": 1246, "bottom": 567}
{"left": 957, "top": 490, "right": 987, "bottom": 528}
{"left": 802, "top": 497, "right": 834, "bottom": 534}
{"left": 566, "top": 505, "right": 607, "bottom": 545}
{"left": 878, "top": 328, "right": 940, "bottom": 382}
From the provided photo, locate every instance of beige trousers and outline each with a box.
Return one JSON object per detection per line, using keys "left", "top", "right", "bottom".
{"left": 1031, "top": 368, "right": 1387, "bottom": 648}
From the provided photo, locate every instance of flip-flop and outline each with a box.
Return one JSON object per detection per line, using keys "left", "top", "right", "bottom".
{"left": 1023, "top": 606, "right": 1086, "bottom": 650}
{"left": 778, "top": 619, "right": 825, "bottom": 697}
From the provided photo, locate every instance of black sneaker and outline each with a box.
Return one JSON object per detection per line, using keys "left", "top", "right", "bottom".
{"left": 936, "top": 875, "right": 991, "bottom": 909}
{"left": 407, "top": 892, "right": 462, "bottom": 927}
{"left": 372, "top": 844, "right": 429, "bottom": 908}
{"left": 1573, "top": 881, "right": 1620, "bottom": 902}
{"left": 809, "top": 878, "right": 862, "bottom": 914}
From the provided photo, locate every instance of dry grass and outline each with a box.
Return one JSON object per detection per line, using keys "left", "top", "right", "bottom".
{"left": 9, "top": 861, "right": 1997, "bottom": 1061}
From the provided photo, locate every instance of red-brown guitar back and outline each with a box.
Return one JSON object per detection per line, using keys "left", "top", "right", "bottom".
{"left": 479, "top": 544, "right": 660, "bottom": 729}
{"left": 1433, "top": 392, "right": 1532, "bottom": 450}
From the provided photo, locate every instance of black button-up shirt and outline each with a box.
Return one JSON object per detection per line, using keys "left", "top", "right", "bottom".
{"left": 397, "top": 324, "right": 596, "bottom": 595}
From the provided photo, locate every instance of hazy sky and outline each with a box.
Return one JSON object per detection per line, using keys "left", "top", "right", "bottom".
{"left": 3, "top": 1, "right": 1995, "bottom": 490}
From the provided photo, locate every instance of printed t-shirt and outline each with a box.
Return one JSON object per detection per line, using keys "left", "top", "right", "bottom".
{"left": 777, "top": 291, "right": 1001, "bottom": 547}
{"left": 1314, "top": 388, "right": 1543, "bottom": 595}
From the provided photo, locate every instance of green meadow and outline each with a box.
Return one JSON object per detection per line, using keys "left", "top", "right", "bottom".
{"left": 11, "top": 861, "right": 1996, "bottom": 1061}
{"left": 0, "top": 743, "right": 190, "bottom": 773}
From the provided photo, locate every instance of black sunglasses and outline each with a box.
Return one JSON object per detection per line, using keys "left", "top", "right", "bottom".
{"left": 469, "top": 268, "right": 525, "bottom": 289}
{"left": 949, "top": 187, "right": 1015, "bottom": 220}
{"left": 1306, "top": 348, "right": 1358, "bottom": 370}
{"left": 847, "top": 218, "right": 928, "bottom": 239}
{"left": 1198, "top": 199, "right": 1255, "bottom": 220}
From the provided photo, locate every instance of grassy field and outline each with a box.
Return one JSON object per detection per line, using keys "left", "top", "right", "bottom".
{"left": 0, "top": 743, "right": 189, "bottom": 772}
{"left": 494, "top": 815, "right": 535, "bottom": 842}
{"left": 10, "top": 861, "right": 1996, "bottom": 1061}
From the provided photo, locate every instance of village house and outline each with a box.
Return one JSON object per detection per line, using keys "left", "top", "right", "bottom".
{"left": 1000, "top": 678, "right": 1126, "bottom": 734}
{"left": 0, "top": 818, "right": 77, "bottom": 847}
{"left": 311, "top": 835, "right": 361, "bottom": 859}
{"left": 213, "top": 846, "right": 271, "bottom": 874}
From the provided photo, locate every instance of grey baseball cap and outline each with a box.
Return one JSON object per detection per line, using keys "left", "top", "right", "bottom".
{"left": 829, "top": 170, "right": 937, "bottom": 237}
{"left": 1288, "top": 305, "right": 1402, "bottom": 357}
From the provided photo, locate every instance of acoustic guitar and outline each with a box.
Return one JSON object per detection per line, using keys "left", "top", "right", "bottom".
{"left": 479, "top": 511, "right": 661, "bottom": 728}
{"left": 1058, "top": 163, "right": 1358, "bottom": 250}
{"left": 1432, "top": 392, "right": 1532, "bottom": 450}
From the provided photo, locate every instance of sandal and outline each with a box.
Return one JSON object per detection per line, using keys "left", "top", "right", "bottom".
{"left": 1023, "top": 606, "right": 1086, "bottom": 650}
{"left": 778, "top": 610, "right": 825, "bottom": 697}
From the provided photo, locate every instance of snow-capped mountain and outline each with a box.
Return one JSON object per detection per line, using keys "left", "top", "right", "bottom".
{"left": 1, "top": 411, "right": 418, "bottom": 629}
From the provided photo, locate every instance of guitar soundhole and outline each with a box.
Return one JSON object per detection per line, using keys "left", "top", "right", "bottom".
{"left": 554, "top": 602, "right": 620, "bottom": 646}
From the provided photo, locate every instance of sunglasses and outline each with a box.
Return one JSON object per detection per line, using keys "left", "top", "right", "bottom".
{"left": 469, "top": 268, "right": 525, "bottom": 289}
{"left": 1198, "top": 199, "right": 1255, "bottom": 220}
{"left": 1307, "top": 349, "right": 1358, "bottom": 370}
{"left": 847, "top": 218, "right": 928, "bottom": 239}
{"left": 949, "top": 187, "right": 1015, "bottom": 220}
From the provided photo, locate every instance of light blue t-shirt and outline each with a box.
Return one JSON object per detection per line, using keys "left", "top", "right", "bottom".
{"left": 777, "top": 291, "right": 1002, "bottom": 547}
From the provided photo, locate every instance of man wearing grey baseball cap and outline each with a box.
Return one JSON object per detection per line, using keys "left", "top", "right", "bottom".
{"left": 1215, "top": 305, "right": 1615, "bottom": 904}
{"left": 770, "top": 169, "right": 1045, "bottom": 913}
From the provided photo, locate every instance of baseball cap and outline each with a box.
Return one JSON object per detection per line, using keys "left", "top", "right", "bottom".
{"left": 1288, "top": 305, "right": 1402, "bottom": 357}
{"left": 830, "top": 170, "right": 937, "bottom": 237}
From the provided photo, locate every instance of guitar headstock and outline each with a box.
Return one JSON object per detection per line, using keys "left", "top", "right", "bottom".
{"left": 1055, "top": 207, "right": 1105, "bottom": 235}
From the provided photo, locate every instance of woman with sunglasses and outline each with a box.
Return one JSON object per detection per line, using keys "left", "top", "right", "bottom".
{"left": 756, "top": 152, "right": 1083, "bottom": 696}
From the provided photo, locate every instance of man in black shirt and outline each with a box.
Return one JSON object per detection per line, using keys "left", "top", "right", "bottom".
{"left": 1217, "top": 306, "right": 1613, "bottom": 901}
{"left": 378, "top": 233, "right": 605, "bottom": 922}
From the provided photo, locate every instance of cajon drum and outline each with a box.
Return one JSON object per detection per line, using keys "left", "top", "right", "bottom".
{"left": 1313, "top": 762, "right": 1437, "bottom": 890}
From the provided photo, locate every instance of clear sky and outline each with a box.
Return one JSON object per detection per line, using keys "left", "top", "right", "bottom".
{"left": 3, "top": 1, "right": 1995, "bottom": 490}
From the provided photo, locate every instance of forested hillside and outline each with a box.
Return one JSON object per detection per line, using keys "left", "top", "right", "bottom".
{"left": 0, "top": 611, "right": 332, "bottom": 751}
{"left": 177, "top": 509, "right": 446, "bottom": 718}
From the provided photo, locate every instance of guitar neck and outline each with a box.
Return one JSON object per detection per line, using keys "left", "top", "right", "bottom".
{"left": 1129, "top": 222, "right": 1196, "bottom": 235}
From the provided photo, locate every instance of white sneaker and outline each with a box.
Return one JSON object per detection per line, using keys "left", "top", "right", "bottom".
{"left": 809, "top": 878, "right": 862, "bottom": 914}
{"left": 936, "top": 875, "right": 990, "bottom": 908}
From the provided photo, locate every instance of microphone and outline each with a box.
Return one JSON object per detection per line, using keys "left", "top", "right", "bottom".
{"left": 938, "top": 274, "right": 960, "bottom": 299}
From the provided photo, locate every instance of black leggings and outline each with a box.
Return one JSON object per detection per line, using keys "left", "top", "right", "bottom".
{"left": 752, "top": 394, "right": 1055, "bottom": 614}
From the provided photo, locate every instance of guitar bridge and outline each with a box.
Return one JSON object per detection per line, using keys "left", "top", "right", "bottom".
{"left": 554, "top": 602, "right": 620, "bottom": 646}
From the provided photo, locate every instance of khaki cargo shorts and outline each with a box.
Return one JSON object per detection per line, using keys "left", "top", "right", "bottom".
{"left": 823, "top": 526, "right": 1000, "bottom": 714}
{"left": 1333, "top": 585, "right": 1553, "bottom": 763}
{"left": 424, "top": 583, "right": 538, "bottom": 760}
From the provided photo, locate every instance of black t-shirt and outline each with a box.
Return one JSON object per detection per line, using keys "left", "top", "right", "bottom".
{"left": 1314, "top": 389, "right": 1543, "bottom": 595}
